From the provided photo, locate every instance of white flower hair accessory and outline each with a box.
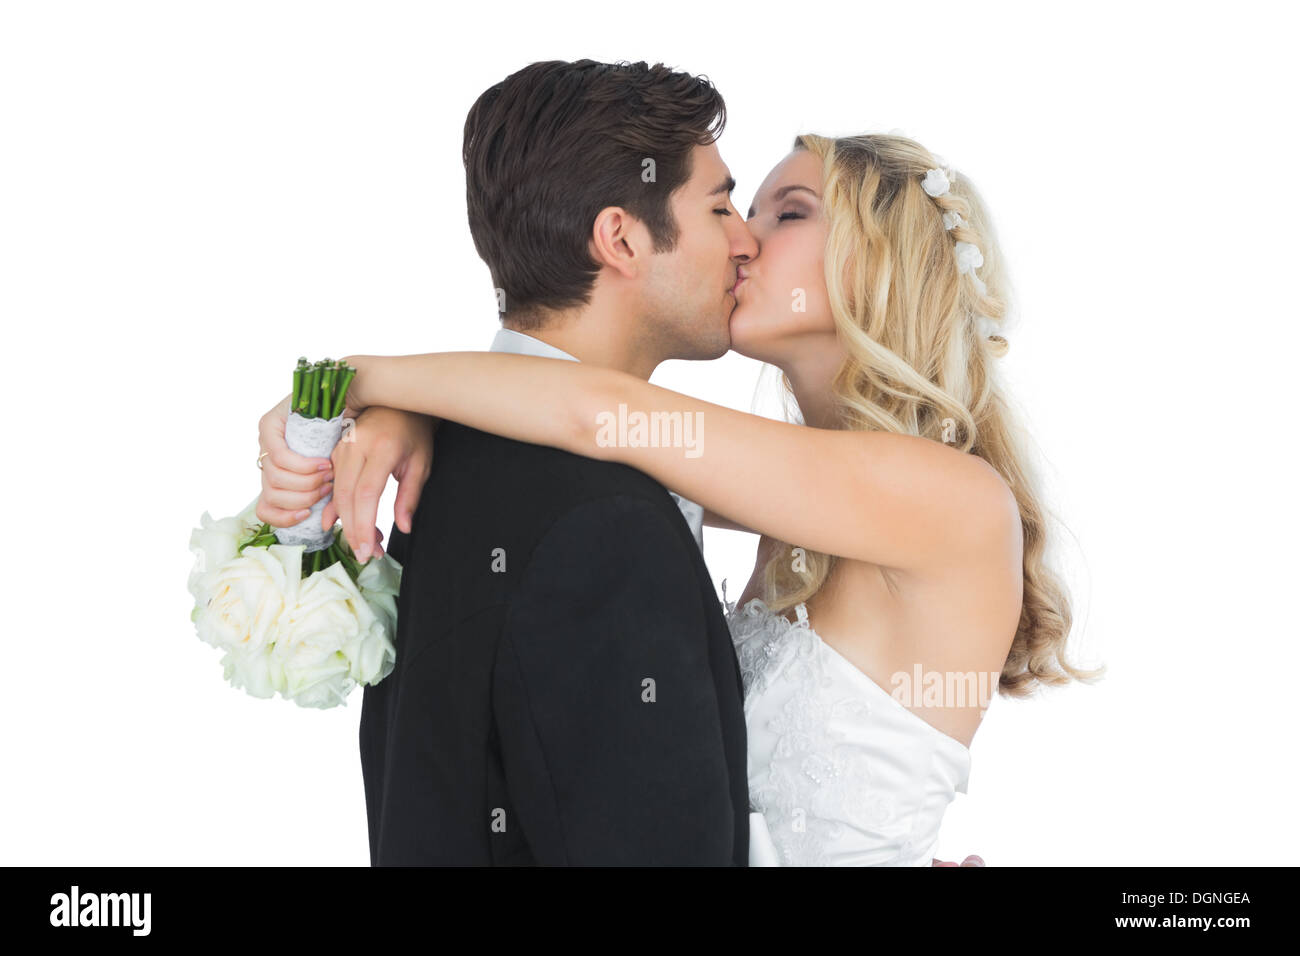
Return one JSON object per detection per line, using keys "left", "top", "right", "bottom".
{"left": 923, "top": 166, "right": 988, "bottom": 295}
{"left": 953, "top": 241, "right": 983, "bottom": 274}
{"left": 921, "top": 167, "right": 950, "bottom": 198}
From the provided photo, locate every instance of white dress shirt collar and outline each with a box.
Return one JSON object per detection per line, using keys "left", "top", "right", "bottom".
{"left": 489, "top": 327, "right": 580, "bottom": 363}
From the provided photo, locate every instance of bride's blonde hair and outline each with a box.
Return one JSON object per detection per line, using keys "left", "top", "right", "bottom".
{"left": 759, "top": 132, "right": 1102, "bottom": 698}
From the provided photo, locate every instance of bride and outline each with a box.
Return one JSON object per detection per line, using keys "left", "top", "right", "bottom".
{"left": 260, "top": 132, "right": 1100, "bottom": 865}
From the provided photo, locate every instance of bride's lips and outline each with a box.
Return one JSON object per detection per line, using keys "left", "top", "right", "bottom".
{"left": 731, "top": 270, "right": 748, "bottom": 295}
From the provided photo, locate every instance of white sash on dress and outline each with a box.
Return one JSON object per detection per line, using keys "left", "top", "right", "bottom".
{"left": 749, "top": 811, "right": 781, "bottom": 866}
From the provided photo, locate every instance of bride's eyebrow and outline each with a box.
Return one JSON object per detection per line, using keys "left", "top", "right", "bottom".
{"left": 747, "top": 184, "right": 820, "bottom": 218}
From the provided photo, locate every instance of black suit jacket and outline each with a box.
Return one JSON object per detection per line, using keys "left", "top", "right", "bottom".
{"left": 359, "top": 421, "right": 749, "bottom": 865}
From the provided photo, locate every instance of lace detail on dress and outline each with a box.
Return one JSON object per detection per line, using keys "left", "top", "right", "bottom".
{"left": 720, "top": 578, "right": 921, "bottom": 866}
{"left": 721, "top": 578, "right": 826, "bottom": 702}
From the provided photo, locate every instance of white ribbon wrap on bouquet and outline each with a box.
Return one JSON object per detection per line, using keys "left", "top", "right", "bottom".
{"left": 272, "top": 411, "right": 346, "bottom": 553}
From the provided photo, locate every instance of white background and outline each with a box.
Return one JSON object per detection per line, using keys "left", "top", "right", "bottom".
{"left": 2, "top": 1, "right": 1295, "bottom": 865}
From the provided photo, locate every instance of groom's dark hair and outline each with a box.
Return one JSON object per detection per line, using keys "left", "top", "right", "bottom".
{"left": 463, "top": 59, "right": 727, "bottom": 330}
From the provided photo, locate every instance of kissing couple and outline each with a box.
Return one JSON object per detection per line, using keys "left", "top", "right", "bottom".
{"left": 255, "top": 58, "right": 1098, "bottom": 866}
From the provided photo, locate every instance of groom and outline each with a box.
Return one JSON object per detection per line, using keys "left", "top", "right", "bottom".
{"left": 301, "top": 60, "right": 755, "bottom": 864}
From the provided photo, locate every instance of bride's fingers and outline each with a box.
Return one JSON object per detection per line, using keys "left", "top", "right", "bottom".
{"left": 256, "top": 496, "right": 312, "bottom": 529}
{"left": 260, "top": 407, "right": 327, "bottom": 476}
{"left": 260, "top": 484, "right": 325, "bottom": 514}
{"left": 265, "top": 462, "right": 329, "bottom": 493}
{"left": 267, "top": 444, "right": 330, "bottom": 476}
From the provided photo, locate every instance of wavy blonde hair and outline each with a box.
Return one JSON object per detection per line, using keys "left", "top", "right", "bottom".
{"left": 758, "top": 132, "right": 1102, "bottom": 698}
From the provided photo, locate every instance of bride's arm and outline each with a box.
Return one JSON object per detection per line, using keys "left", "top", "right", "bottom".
{"left": 702, "top": 508, "right": 756, "bottom": 533}
{"left": 344, "top": 352, "right": 1016, "bottom": 571}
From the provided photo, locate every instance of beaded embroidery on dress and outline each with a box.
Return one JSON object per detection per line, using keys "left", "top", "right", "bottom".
{"left": 721, "top": 580, "right": 973, "bottom": 866}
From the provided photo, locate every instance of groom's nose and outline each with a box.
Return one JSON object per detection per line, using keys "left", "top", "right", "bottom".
{"left": 727, "top": 214, "right": 758, "bottom": 262}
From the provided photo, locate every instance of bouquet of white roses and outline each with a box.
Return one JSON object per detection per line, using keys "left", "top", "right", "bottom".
{"left": 187, "top": 358, "right": 401, "bottom": 709}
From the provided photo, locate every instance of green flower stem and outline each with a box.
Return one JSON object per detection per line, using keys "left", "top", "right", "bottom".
{"left": 317, "top": 361, "right": 329, "bottom": 415}
{"left": 333, "top": 359, "right": 346, "bottom": 413}
{"left": 340, "top": 548, "right": 362, "bottom": 581}
{"left": 318, "top": 358, "right": 332, "bottom": 416}
{"left": 289, "top": 357, "right": 361, "bottom": 420}
{"left": 296, "top": 360, "right": 312, "bottom": 415}
{"left": 300, "top": 365, "right": 315, "bottom": 416}
{"left": 330, "top": 534, "right": 362, "bottom": 580}
{"left": 331, "top": 366, "right": 356, "bottom": 418}
{"left": 321, "top": 366, "right": 335, "bottom": 419}
{"left": 307, "top": 365, "right": 321, "bottom": 418}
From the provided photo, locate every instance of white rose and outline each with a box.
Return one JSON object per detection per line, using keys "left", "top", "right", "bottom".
{"left": 273, "top": 561, "right": 378, "bottom": 708}
{"left": 345, "top": 622, "right": 397, "bottom": 689}
{"left": 219, "top": 643, "right": 284, "bottom": 700}
{"left": 196, "top": 544, "right": 300, "bottom": 654}
{"left": 324, "top": 554, "right": 402, "bottom": 695}
{"left": 921, "top": 168, "right": 950, "bottom": 198}
{"left": 954, "top": 240, "right": 984, "bottom": 274}
{"left": 188, "top": 497, "right": 262, "bottom": 611}
{"left": 357, "top": 553, "right": 401, "bottom": 634}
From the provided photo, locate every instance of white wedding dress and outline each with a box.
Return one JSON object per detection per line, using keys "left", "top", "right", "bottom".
{"left": 722, "top": 584, "right": 972, "bottom": 866}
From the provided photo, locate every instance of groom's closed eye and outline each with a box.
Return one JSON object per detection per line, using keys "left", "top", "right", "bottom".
{"left": 711, "top": 176, "right": 738, "bottom": 216}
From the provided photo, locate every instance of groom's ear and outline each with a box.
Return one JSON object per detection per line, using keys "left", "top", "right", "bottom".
{"left": 589, "top": 206, "right": 645, "bottom": 280}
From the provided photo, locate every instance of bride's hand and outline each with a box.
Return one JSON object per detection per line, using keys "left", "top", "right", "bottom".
{"left": 321, "top": 406, "right": 438, "bottom": 562}
{"left": 255, "top": 393, "right": 334, "bottom": 527}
